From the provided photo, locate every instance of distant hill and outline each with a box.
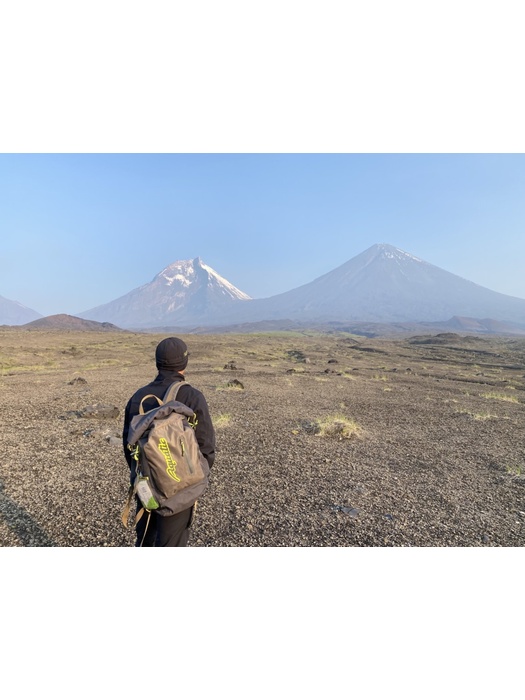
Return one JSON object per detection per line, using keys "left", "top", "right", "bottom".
{"left": 429, "top": 316, "right": 525, "bottom": 335}
{"left": 21, "top": 314, "right": 123, "bottom": 331}
{"left": 140, "top": 316, "right": 525, "bottom": 338}
{"left": 0, "top": 294, "right": 42, "bottom": 325}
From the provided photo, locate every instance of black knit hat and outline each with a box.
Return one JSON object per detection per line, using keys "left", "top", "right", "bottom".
{"left": 155, "top": 337, "right": 189, "bottom": 372}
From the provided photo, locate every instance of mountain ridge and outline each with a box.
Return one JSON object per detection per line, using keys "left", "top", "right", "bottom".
{"left": 3, "top": 244, "right": 525, "bottom": 329}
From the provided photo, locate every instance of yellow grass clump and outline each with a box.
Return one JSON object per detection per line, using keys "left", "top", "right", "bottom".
{"left": 214, "top": 413, "right": 232, "bottom": 428}
{"left": 316, "top": 414, "right": 363, "bottom": 439}
{"left": 481, "top": 392, "right": 519, "bottom": 403}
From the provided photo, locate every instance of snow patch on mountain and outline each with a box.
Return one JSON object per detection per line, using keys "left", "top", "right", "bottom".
{"left": 163, "top": 273, "right": 193, "bottom": 287}
{"left": 376, "top": 243, "right": 424, "bottom": 264}
{"left": 156, "top": 259, "right": 250, "bottom": 300}
{"left": 201, "top": 261, "right": 251, "bottom": 301}
{"left": 159, "top": 260, "right": 195, "bottom": 286}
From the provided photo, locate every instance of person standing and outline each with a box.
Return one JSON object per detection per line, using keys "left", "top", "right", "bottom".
{"left": 123, "top": 337, "right": 215, "bottom": 546}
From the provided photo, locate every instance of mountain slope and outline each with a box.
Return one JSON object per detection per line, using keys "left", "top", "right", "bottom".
{"left": 215, "top": 244, "right": 525, "bottom": 326}
{"left": 0, "top": 294, "right": 43, "bottom": 325}
{"left": 78, "top": 257, "right": 251, "bottom": 328}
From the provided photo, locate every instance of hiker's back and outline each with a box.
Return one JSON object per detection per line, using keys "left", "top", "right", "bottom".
{"left": 122, "top": 337, "right": 216, "bottom": 547}
{"left": 127, "top": 381, "right": 210, "bottom": 516}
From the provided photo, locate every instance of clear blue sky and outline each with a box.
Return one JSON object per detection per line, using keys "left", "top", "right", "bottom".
{"left": 1, "top": 153, "right": 525, "bottom": 317}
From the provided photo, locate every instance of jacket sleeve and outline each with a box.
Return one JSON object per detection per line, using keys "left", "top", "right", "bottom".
{"left": 122, "top": 398, "right": 133, "bottom": 469}
{"left": 192, "top": 390, "right": 216, "bottom": 470}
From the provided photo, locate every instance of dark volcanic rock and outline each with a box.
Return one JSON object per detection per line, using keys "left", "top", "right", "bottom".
{"left": 77, "top": 404, "right": 120, "bottom": 419}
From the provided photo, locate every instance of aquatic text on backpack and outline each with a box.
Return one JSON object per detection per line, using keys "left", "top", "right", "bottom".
{"left": 122, "top": 381, "right": 210, "bottom": 526}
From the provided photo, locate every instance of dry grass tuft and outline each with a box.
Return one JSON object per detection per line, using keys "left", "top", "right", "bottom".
{"left": 481, "top": 392, "right": 519, "bottom": 403}
{"left": 316, "top": 414, "right": 363, "bottom": 439}
{"left": 455, "top": 408, "right": 498, "bottom": 421}
{"left": 214, "top": 413, "right": 232, "bottom": 428}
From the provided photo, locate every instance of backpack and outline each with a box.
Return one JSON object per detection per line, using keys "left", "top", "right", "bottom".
{"left": 121, "top": 381, "right": 210, "bottom": 530}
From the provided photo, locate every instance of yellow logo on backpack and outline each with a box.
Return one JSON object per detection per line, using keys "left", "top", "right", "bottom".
{"left": 158, "top": 437, "right": 181, "bottom": 482}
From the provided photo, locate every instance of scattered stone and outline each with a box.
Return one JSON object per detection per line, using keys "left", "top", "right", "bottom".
{"left": 61, "top": 345, "right": 82, "bottom": 356}
{"left": 84, "top": 428, "right": 119, "bottom": 441}
{"left": 300, "top": 420, "right": 320, "bottom": 434}
{"left": 227, "top": 379, "right": 244, "bottom": 389}
{"left": 84, "top": 428, "right": 102, "bottom": 438}
{"left": 482, "top": 533, "right": 490, "bottom": 544}
{"left": 224, "top": 361, "right": 237, "bottom": 370}
{"left": 327, "top": 359, "right": 338, "bottom": 364}
{"left": 107, "top": 436, "right": 121, "bottom": 447}
{"left": 60, "top": 411, "right": 81, "bottom": 420}
{"left": 286, "top": 349, "right": 308, "bottom": 363}
{"left": 331, "top": 505, "right": 359, "bottom": 518}
{"left": 286, "top": 368, "right": 296, "bottom": 374}
{"left": 68, "top": 377, "right": 88, "bottom": 385}
{"left": 77, "top": 404, "right": 120, "bottom": 419}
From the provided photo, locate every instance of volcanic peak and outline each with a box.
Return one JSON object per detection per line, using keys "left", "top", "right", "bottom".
{"left": 157, "top": 257, "right": 251, "bottom": 301}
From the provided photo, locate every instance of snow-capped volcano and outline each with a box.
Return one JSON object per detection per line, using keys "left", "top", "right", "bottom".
{"left": 213, "top": 243, "right": 525, "bottom": 326}
{"left": 79, "top": 257, "right": 251, "bottom": 328}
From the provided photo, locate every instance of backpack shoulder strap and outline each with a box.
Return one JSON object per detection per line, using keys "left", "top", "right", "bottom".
{"left": 139, "top": 394, "right": 163, "bottom": 415}
{"left": 163, "top": 380, "right": 190, "bottom": 403}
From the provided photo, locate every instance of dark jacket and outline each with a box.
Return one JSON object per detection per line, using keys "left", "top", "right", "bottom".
{"left": 122, "top": 371, "right": 216, "bottom": 479}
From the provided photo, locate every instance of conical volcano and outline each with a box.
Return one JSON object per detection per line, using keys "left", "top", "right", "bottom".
{"left": 215, "top": 243, "right": 525, "bottom": 325}
{"left": 79, "top": 257, "right": 251, "bottom": 328}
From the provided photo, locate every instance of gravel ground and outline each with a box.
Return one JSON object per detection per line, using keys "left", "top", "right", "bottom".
{"left": 1, "top": 329, "right": 524, "bottom": 547}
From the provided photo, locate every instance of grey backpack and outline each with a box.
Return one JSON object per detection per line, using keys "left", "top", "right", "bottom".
{"left": 122, "top": 381, "right": 210, "bottom": 527}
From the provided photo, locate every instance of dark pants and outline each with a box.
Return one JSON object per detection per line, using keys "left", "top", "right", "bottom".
{"left": 135, "top": 501, "right": 194, "bottom": 547}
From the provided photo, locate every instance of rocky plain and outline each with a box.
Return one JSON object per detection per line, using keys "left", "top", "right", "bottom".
{"left": 1, "top": 327, "right": 524, "bottom": 547}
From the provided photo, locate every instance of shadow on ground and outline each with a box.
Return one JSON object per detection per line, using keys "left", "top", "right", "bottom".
{"left": 0, "top": 480, "right": 56, "bottom": 547}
